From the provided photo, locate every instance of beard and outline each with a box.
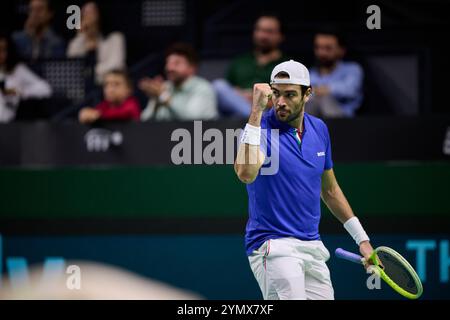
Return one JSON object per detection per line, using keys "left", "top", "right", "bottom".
{"left": 275, "top": 104, "right": 303, "bottom": 123}
{"left": 254, "top": 41, "right": 276, "bottom": 54}
{"left": 316, "top": 57, "right": 336, "bottom": 69}
{"left": 166, "top": 72, "right": 184, "bottom": 86}
{"left": 285, "top": 108, "right": 302, "bottom": 123}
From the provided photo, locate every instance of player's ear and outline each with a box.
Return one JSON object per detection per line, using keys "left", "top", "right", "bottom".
{"left": 303, "top": 87, "right": 312, "bottom": 103}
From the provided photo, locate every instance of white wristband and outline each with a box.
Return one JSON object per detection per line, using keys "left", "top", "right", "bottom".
{"left": 343, "top": 217, "right": 370, "bottom": 245}
{"left": 240, "top": 123, "right": 261, "bottom": 146}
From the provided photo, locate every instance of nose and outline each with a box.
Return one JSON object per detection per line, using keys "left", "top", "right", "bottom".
{"left": 277, "top": 96, "right": 287, "bottom": 107}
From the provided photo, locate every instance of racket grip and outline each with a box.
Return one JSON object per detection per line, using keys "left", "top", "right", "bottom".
{"left": 335, "top": 248, "right": 364, "bottom": 264}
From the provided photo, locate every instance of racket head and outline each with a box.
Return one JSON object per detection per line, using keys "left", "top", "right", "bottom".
{"left": 370, "top": 246, "right": 423, "bottom": 299}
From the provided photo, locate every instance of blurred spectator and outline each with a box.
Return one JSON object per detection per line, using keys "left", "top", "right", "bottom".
{"left": 67, "top": 1, "right": 126, "bottom": 85}
{"left": 213, "top": 14, "right": 286, "bottom": 118}
{"left": 12, "top": 0, "right": 65, "bottom": 61}
{"left": 308, "top": 28, "right": 363, "bottom": 118}
{"left": 140, "top": 43, "right": 217, "bottom": 121}
{"left": 0, "top": 33, "right": 52, "bottom": 122}
{"left": 78, "top": 69, "right": 140, "bottom": 124}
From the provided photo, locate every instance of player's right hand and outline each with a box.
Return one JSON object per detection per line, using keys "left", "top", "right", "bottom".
{"left": 252, "top": 83, "right": 273, "bottom": 112}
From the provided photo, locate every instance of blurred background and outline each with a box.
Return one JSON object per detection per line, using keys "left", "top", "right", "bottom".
{"left": 0, "top": 0, "right": 449, "bottom": 299}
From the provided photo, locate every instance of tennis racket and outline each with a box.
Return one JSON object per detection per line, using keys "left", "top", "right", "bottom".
{"left": 335, "top": 246, "right": 423, "bottom": 299}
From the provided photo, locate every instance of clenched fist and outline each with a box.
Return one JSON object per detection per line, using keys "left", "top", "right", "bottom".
{"left": 252, "top": 83, "right": 274, "bottom": 112}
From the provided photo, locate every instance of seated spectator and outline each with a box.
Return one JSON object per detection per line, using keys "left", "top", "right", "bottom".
{"left": 139, "top": 43, "right": 218, "bottom": 121}
{"left": 308, "top": 28, "right": 364, "bottom": 118}
{"left": 78, "top": 69, "right": 140, "bottom": 124}
{"left": 67, "top": 1, "right": 126, "bottom": 85}
{"left": 0, "top": 33, "right": 52, "bottom": 123}
{"left": 12, "top": 0, "right": 65, "bottom": 61}
{"left": 213, "top": 14, "right": 287, "bottom": 118}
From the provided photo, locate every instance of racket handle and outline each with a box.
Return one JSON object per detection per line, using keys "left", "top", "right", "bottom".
{"left": 335, "top": 248, "right": 364, "bottom": 264}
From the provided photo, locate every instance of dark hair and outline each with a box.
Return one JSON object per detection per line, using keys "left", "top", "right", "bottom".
{"left": 255, "top": 12, "right": 284, "bottom": 34}
{"left": 165, "top": 43, "right": 199, "bottom": 66}
{"left": 273, "top": 71, "right": 311, "bottom": 97}
{"left": 314, "top": 25, "right": 346, "bottom": 47}
{"left": 81, "top": 1, "right": 107, "bottom": 35}
{"left": 0, "top": 32, "right": 20, "bottom": 73}
{"left": 104, "top": 69, "right": 132, "bottom": 88}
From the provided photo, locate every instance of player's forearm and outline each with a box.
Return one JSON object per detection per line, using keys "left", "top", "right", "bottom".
{"left": 322, "top": 184, "right": 371, "bottom": 246}
{"left": 234, "top": 144, "right": 263, "bottom": 183}
{"left": 234, "top": 109, "right": 264, "bottom": 184}
{"left": 247, "top": 109, "right": 263, "bottom": 127}
{"left": 321, "top": 184, "right": 355, "bottom": 224}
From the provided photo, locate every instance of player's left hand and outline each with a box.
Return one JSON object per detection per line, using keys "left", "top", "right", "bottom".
{"left": 359, "top": 241, "right": 382, "bottom": 270}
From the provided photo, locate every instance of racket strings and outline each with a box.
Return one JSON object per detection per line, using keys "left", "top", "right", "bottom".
{"left": 378, "top": 251, "right": 419, "bottom": 295}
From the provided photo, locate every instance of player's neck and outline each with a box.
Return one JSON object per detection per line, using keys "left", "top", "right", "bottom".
{"left": 288, "top": 111, "right": 304, "bottom": 132}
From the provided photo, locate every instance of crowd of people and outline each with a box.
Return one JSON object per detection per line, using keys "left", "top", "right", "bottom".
{"left": 0, "top": 0, "right": 364, "bottom": 124}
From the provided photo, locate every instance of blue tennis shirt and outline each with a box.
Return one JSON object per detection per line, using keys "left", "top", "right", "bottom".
{"left": 245, "top": 108, "right": 333, "bottom": 256}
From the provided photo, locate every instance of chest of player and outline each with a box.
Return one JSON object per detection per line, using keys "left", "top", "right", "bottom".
{"left": 264, "top": 128, "right": 327, "bottom": 178}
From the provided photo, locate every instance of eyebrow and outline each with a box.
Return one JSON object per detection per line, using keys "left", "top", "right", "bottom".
{"left": 272, "top": 88, "right": 298, "bottom": 94}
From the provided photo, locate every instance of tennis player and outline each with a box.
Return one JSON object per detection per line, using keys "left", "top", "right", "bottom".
{"left": 234, "top": 60, "right": 374, "bottom": 300}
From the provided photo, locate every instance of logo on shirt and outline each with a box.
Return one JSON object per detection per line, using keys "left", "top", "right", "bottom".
{"left": 317, "top": 151, "right": 326, "bottom": 157}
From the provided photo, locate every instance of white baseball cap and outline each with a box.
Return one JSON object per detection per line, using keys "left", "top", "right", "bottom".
{"left": 270, "top": 59, "right": 310, "bottom": 86}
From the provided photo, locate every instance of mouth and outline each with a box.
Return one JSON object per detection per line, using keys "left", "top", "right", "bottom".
{"left": 276, "top": 109, "right": 290, "bottom": 117}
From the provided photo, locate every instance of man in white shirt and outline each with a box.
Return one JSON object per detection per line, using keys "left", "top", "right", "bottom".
{"left": 139, "top": 43, "right": 218, "bottom": 121}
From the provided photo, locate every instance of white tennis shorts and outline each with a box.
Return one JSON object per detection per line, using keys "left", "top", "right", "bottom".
{"left": 248, "top": 237, "right": 334, "bottom": 300}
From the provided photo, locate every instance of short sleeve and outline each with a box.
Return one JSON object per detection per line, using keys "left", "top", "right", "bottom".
{"left": 324, "top": 125, "right": 333, "bottom": 170}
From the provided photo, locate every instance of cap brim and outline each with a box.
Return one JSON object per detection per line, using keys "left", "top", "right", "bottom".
{"left": 270, "top": 79, "right": 310, "bottom": 86}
